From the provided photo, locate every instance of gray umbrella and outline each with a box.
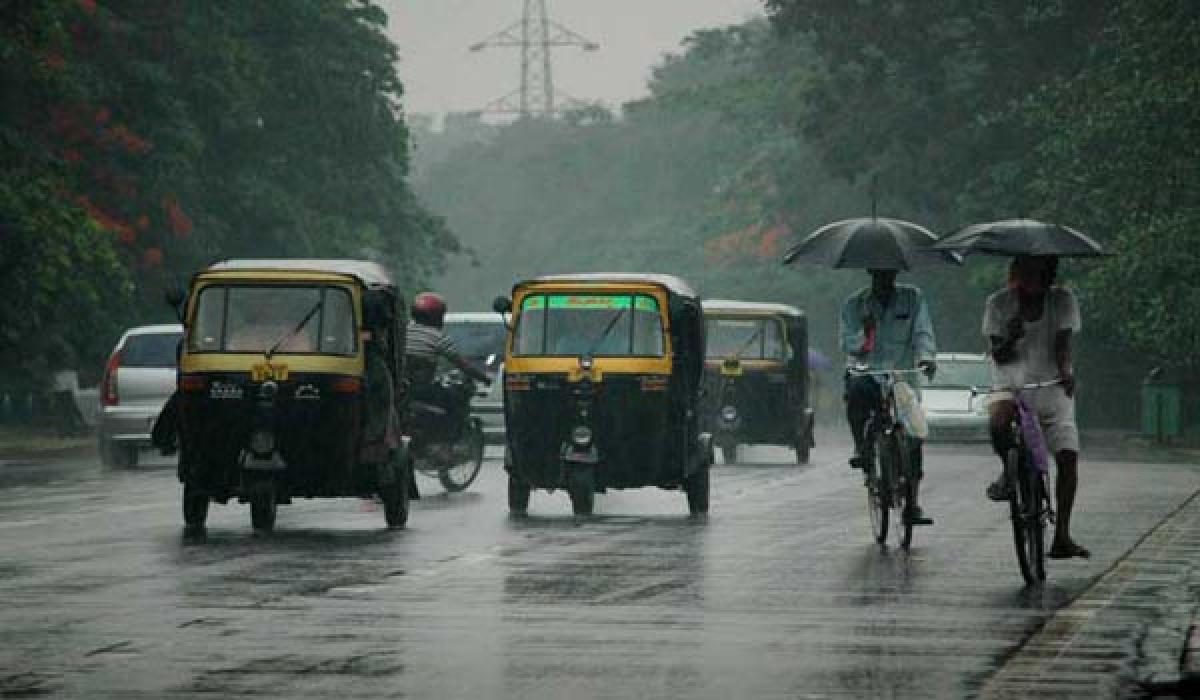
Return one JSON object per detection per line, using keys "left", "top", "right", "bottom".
{"left": 932, "top": 218, "right": 1109, "bottom": 258}
{"left": 781, "top": 217, "right": 961, "bottom": 270}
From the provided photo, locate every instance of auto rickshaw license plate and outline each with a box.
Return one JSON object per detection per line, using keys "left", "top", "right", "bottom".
{"left": 251, "top": 363, "right": 289, "bottom": 381}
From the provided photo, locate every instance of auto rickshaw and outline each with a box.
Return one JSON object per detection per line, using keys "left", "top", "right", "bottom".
{"left": 701, "top": 300, "right": 815, "bottom": 465}
{"left": 171, "top": 259, "right": 417, "bottom": 533}
{"left": 493, "top": 274, "right": 713, "bottom": 516}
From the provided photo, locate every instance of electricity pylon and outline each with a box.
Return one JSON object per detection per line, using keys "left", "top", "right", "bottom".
{"left": 468, "top": 0, "right": 599, "bottom": 118}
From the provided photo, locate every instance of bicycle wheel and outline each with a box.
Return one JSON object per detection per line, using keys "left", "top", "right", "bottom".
{"left": 889, "top": 433, "right": 914, "bottom": 551}
{"left": 1007, "top": 447, "right": 1044, "bottom": 585}
{"left": 867, "top": 431, "right": 888, "bottom": 545}
{"left": 1026, "top": 471, "right": 1047, "bottom": 582}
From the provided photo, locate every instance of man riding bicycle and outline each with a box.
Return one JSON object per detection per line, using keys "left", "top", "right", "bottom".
{"left": 405, "top": 292, "right": 491, "bottom": 440}
{"left": 840, "top": 268, "right": 937, "bottom": 524}
{"left": 983, "top": 255, "right": 1088, "bottom": 559}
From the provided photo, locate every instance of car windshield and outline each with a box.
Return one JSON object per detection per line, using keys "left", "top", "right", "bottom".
{"left": 121, "top": 332, "right": 182, "bottom": 368}
{"left": 188, "top": 285, "right": 356, "bottom": 355}
{"left": 513, "top": 293, "right": 665, "bottom": 357}
{"left": 705, "top": 317, "right": 786, "bottom": 360}
{"left": 444, "top": 320, "right": 508, "bottom": 370}
{"left": 926, "top": 359, "right": 991, "bottom": 388}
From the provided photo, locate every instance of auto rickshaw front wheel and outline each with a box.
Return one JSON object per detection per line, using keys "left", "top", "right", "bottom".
{"left": 507, "top": 476, "right": 531, "bottom": 515}
{"left": 795, "top": 442, "right": 811, "bottom": 465}
{"left": 182, "top": 482, "right": 209, "bottom": 530}
{"left": 248, "top": 478, "right": 277, "bottom": 532}
{"left": 566, "top": 466, "right": 595, "bottom": 516}
{"left": 381, "top": 453, "right": 411, "bottom": 529}
{"left": 684, "top": 467, "right": 710, "bottom": 515}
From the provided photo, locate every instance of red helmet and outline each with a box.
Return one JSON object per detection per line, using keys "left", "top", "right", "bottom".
{"left": 412, "top": 291, "right": 447, "bottom": 327}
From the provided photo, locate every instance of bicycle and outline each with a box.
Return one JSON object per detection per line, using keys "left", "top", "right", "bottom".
{"left": 849, "top": 366, "right": 929, "bottom": 550}
{"left": 976, "top": 378, "right": 1061, "bottom": 585}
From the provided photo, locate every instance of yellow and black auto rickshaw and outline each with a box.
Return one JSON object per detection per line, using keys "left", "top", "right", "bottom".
{"left": 701, "top": 300, "right": 815, "bottom": 465}
{"left": 493, "top": 274, "right": 712, "bottom": 516}
{"left": 171, "top": 259, "right": 416, "bottom": 533}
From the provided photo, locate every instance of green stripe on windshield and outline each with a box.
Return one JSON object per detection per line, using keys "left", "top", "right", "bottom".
{"left": 521, "top": 294, "right": 659, "bottom": 311}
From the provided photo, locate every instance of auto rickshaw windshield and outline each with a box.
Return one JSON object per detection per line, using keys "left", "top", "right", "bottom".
{"left": 705, "top": 317, "right": 786, "bottom": 360}
{"left": 513, "top": 293, "right": 664, "bottom": 357}
{"left": 188, "top": 284, "right": 357, "bottom": 355}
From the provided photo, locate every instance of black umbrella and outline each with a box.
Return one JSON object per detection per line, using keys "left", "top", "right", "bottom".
{"left": 781, "top": 217, "right": 961, "bottom": 270}
{"left": 932, "top": 218, "right": 1108, "bottom": 258}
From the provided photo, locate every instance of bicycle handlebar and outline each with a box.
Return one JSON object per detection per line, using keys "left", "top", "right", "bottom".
{"left": 846, "top": 365, "right": 926, "bottom": 377}
{"left": 971, "top": 378, "right": 1064, "bottom": 395}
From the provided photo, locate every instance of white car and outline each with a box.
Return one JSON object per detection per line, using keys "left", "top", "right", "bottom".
{"left": 922, "top": 352, "right": 991, "bottom": 442}
{"left": 442, "top": 312, "right": 508, "bottom": 444}
{"left": 97, "top": 324, "right": 183, "bottom": 467}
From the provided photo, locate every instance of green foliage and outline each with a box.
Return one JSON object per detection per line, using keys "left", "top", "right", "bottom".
{"left": 1, "top": 0, "right": 451, "bottom": 390}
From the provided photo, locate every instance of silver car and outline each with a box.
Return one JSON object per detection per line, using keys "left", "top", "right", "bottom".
{"left": 922, "top": 352, "right": 992, "bottom": 442}
{"left": 442, "top": 312, "right": 508, "bottom": 444}
{"left": 98, "top": 324, "right": 183, "bottom": 467}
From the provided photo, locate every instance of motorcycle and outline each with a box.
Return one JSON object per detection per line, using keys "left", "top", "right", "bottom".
{"left": 405, "top": 369, "right": 485, "bottom": 493}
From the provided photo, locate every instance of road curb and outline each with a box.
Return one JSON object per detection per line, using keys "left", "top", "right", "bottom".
{"left": 978, "top": 488, "right": 1200, "bottom": 699}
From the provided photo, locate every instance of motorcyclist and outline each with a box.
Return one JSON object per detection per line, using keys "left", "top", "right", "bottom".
{"left": 404, "top": 292, "right": 491, "bottom": 440}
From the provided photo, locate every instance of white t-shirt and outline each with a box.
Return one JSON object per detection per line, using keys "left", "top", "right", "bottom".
{"left": 982, "top": 286, "right": 1081, "bottom": 387}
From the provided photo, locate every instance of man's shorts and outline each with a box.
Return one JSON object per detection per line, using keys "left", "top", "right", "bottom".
{"left": 989, "top": 386, "right": 1080, "bottom": 454}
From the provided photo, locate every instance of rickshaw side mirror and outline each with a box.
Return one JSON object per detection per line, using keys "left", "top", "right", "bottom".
{"left": 492, "top": 296, "right": 512, "bottom": 314}
{"left": 165, "top": 287, "right": 186, "bottom": 322}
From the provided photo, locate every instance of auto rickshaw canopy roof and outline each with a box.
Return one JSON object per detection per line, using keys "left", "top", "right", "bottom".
{"left": 523, "top": 273, "right": 699, "bottom": 301}
{"left": 702, "top": 299, "right": 806, "bottom": 318}
{"left": 204, "top": 259, "right": 396, "bottom": 292}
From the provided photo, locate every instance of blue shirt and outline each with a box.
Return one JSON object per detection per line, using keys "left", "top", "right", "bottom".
{"left": 839, "top": 284, "right": 936, "bottom": 370}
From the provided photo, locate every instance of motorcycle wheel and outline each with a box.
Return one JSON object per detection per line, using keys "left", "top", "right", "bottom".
{"left": 439, "top": 418, "right": 484, "bottom": 493}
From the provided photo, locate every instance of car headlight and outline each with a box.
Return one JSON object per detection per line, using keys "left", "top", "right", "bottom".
{"left": 571, "top": 425, "right": 593, "bottom": 447}
{"left": 721, "top": 405, "right": 738, "bottom": 423}
{"left": 249, "top": 430, "right": 275, "bottom": 456}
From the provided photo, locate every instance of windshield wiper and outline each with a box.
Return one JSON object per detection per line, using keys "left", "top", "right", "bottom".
{"left": 730, "top": 326, "right": 764, "bottom": 358}
{"left": 584, "top": 306, "right": 629, "bottom": 357}
{"left": 265, "top": 299, "right": 323, "bottom": 361}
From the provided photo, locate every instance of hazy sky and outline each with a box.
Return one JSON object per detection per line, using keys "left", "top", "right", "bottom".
{"left": 379, "top": 0, "right": 764, "bottom": 118}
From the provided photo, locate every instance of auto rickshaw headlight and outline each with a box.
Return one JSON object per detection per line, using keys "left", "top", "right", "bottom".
{"left": 571, "top": 425, "right": 593, "bottom": 448}
{"left": 249, "top": 429, "right": 275, "bottom": 456}
{"left": 721, "top": 405, "right": 739, "bottom": 423}
{"left": 258, "top": 380, "right": 279, "bottom": 400}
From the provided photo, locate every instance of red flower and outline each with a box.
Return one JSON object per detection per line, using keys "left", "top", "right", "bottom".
{"left": 163, "top": 196, "right": 193, "bottom": 238}
{"left": 143, "top": 248, "right": 163, "bottom": 268}
{"left": 45, "top": 53, "right": 66, "bottom": 70}
{"left": 95, "top": 107, "right": 111, "bottom": 124}
{"left": 62, "top": 149, "right": 83, "bottom": 164}
{"left": 78, "top": 0, "right": 97, "bottom": 14}
{"left": 136, "top": 214, "right": 150, "bottom": 231}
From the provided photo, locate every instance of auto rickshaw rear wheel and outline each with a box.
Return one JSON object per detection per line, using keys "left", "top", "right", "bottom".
{"left": 719, "top": 441, "right": 738, "bottom": 465}
{"left": 382, "top": 454, "right": 411, "bottom": 529}
{"left": 507, "top": 475, "right": 531, "bottom": 514}
{"left": 684, "top": 466, "right": 710, "bottom": 515}
{"left": 182, "top": 482, "right": 209, "bottom": 529}
{"left": 566, "top": 467, "right": 595, "bottom": 516}
{"left": 248, "top": 478, "right": 277, "bottom": 532}
{"left": 795, "top": 442, "right": 811, "bottom": 465}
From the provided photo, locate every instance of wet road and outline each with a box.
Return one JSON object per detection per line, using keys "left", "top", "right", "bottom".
{"left": 0, "top": 440, "right": 1196, "bottom": 698}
